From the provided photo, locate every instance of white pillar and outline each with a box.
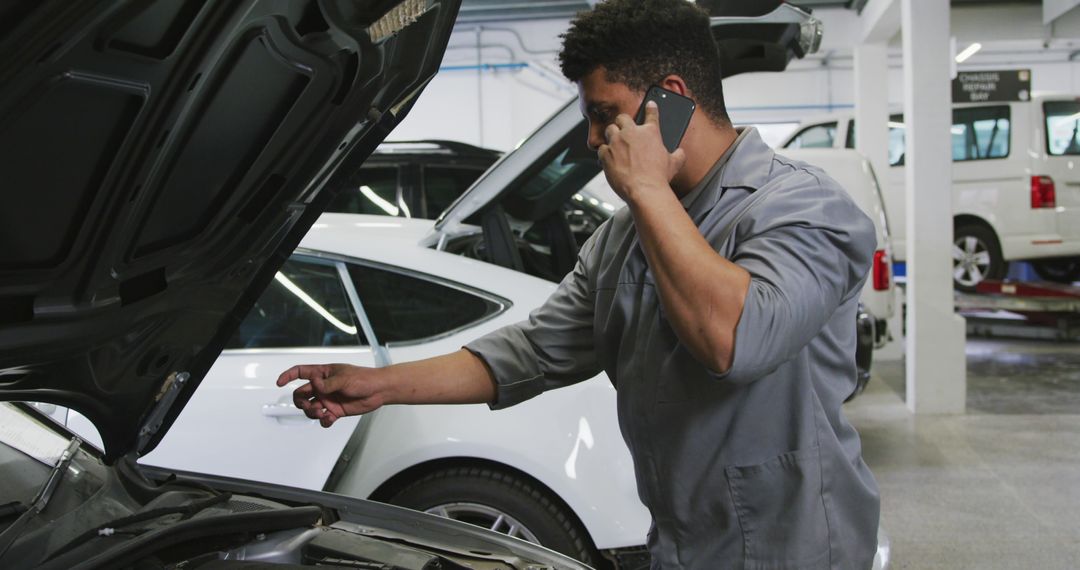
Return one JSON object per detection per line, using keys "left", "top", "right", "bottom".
{"left": 854, "top": 43, "right": 890, "bottom": 190}
{"left": 901, "top": 0, "right": 967, "bottom": 413}
{"left": 854, "top": 42, "right": 904, "bottom": 361}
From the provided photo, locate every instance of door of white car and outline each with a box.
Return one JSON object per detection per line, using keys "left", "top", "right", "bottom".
{"left": 138, "top": 255, "right": 373, "bottom": 490}
{"left": 1042, "top": 99, "right": 1080, "bottom": 243}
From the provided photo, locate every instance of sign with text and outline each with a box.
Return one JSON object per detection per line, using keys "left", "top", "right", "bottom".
{"left": 952, "top": 70, "right": 1031, "bottom": 103}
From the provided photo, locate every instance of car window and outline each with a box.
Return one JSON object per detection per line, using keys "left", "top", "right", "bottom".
{"left": 423, "top": 166, "right": 486, "bottom": 219}
{"left": 952, "top": 106, "right": 1010, "bottom": 161}
{"left": 1045, "top": 101, "right": 1080, "bottom": 156}
{"left": 326, "top": 167, "right": 402, "bottom": 216}
{"left": 887, "top": 115, "right": 906, "bottom": 166}
{"left": 227, "top": 257, "right": 364, "bottom": 349}
{"left": 784, "top": 122, "right": 837, "bottom": 149}
{"left": 881, "top": 108, "right": 1009, "bottom": 165}
{"left": 348, "top": 264, "right": 503, "bottom": 344}
{"left": 845, "top": 120, "right": 855, "bottom": 149}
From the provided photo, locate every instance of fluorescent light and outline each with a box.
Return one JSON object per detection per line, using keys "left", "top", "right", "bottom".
{"left": 359, "top": 185, "right": 399, "bottom": 216}
{"left": 955, "top": 42, "right": 982, "bottom": 63}
{"left": 273, "top": 272, "right": 358, "bottom": 335}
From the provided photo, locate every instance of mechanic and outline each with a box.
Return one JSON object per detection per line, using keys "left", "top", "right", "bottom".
{"left": 278, "top": 1, "right": 880, "bottom": 568}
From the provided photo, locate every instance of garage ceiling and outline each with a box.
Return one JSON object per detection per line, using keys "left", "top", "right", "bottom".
{"left": 455, "top": 0, "right": 1042, "bottom": 23}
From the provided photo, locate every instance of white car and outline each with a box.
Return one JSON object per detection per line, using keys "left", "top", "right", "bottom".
{"left": 781, "top": 94, "right": 1080, "bottom": 290}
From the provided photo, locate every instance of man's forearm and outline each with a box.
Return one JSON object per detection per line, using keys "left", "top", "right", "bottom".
{"left": 381, "top": 349, "right": 497, "bottom": 406}
{"left": 627, "top": 186, "right": 750, "bottom": 373}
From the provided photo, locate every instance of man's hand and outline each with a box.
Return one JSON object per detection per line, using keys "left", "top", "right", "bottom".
{"left": 598, "top": 101, "right": 686, "bottom": 204}
{"left": 276, "top": 364, "right": 387, "bottom": 428}
{"left": 275, "top": 351, "right": 498, "bottom": 428}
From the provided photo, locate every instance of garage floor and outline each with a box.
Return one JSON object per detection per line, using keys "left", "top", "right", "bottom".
{"left": 847, "top": 339, "right": 1080, "bottom": 569}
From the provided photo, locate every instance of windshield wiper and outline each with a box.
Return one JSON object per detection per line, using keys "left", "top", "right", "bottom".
{"left": 0, "top": 437, "right": 82, "bottom": 560}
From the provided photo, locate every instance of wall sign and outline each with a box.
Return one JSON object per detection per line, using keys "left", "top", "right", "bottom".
{"left": 952, "top": 70, "right": 1031, "bottom": 103}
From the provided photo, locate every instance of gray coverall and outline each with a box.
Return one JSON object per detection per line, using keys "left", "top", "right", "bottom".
{"left": 466, "top": 128, "right": 881, "bottom": 569}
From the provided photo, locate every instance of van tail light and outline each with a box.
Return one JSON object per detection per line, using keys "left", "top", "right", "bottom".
{"left": 1031, "top": 175, "right": 1056, "bottom": 209}
{"left": 873, "top": 250, "right": 891, "bottom": 291}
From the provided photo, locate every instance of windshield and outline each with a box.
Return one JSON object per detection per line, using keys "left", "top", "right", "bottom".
{"left": 1045, "top": 101, "right": 1080, "bottom": 156}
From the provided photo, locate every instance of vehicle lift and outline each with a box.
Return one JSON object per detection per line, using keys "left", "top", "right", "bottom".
{"left": 956, "top": 280, "right": 1080, "bottom": 341}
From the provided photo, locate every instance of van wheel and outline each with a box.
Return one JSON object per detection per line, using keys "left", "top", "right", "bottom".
{"left": 953, "top": 224, "right": 1007, "bottom": 293}
{"left": 1032, "top": 258, "right": 1080, "bottom": 284}
{"left": 386, "top": 467, "right": 599, "bottom": 566}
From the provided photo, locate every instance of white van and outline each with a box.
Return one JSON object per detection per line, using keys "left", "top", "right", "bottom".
{"left": 780, "top": 94, "right": 1080, "bottom": 291}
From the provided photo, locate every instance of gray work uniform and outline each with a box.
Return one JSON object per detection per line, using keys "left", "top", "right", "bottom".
{"left": 466, "top": 128, "right": 880, "bottom": 570}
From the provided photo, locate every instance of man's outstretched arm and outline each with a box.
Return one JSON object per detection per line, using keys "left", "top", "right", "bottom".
{"left": 276, "top": 349, "right": 496, "bottom": 428}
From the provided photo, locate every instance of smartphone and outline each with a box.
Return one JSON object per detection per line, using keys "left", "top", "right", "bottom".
{"left": 635, "top": 85, "right": 696, "bottom": 153}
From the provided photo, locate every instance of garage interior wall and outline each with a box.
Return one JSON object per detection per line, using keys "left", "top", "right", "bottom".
{"left": 390, "top": 4, "right": 1080, "bottom": 152}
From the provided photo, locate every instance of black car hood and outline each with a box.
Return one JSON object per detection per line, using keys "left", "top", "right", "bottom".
{"left": 0, "top": 0, "right": 460, "bottom": 462}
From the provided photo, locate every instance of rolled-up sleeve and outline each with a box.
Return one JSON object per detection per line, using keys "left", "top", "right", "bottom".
{"left": 715, "top": 173, "right": 876, "bottom": 385}
{"left": 465, "top": 232, "right": 604, "bottom": 410}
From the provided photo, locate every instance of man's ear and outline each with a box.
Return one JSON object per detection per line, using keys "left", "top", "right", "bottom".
{"left": 659, "top": 75, "right": 691, "bottom": 97}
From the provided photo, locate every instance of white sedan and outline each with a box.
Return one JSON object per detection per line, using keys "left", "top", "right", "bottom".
{"left": 57, "top": 213, "right": 645, "bottom": 566}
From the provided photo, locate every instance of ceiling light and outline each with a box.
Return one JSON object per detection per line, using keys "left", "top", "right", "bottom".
{"left": 359, "top": 185, "right": 399, "bottom": 216}
{"left": 955, "top": 42, "right": 982, "bottom": 63}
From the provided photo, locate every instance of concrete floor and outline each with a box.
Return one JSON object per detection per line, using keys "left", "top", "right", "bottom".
{"left": 846, "top": 339, "right": 1080, "bottom": 569}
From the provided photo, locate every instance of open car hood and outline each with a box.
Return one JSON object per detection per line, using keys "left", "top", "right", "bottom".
{"left": 0, "top": 0, "right": 461, "bottom": 462}
{"left": 427, "top": 2, "right": 821, "bottom": 240}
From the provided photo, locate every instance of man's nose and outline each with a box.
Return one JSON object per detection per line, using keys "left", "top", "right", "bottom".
{"left": 587, "top": 126, "right": 605, "bottom": 151}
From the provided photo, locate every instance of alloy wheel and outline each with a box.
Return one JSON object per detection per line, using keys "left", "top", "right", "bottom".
{"left": 953, "top": 235, "right": 992, "bottom": 288}
{"left": 425, "top": 502, "right": 541, "bottom": 543}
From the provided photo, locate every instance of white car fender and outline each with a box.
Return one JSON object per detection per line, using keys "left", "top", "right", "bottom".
{"left": 331, "top": 378, "right": 652, "bottom": 550}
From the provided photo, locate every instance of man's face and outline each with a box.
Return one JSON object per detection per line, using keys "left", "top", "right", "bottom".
{"left": 577, "top": 67, "right": 644, "bottom": 151}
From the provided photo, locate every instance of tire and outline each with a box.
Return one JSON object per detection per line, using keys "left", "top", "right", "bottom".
{"left": 1032, "top": 258, "right": 1080, "bottom": 284}
{"left": 387, "top": 467, "right": 599, "bottom": 566}
{"left": 953, "top": 223, "right": 1007, "bottom": 293}
{"left": 849, "top": 306, "right": 874, "bottom": 402}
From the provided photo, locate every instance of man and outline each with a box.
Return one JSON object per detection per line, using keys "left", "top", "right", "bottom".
{"left": 278, "top": 0, "right": 880, "bottom": 568}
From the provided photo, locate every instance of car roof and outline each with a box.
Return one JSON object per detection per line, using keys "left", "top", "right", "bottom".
{"left": 299, "top": 213, "right": 554, "bottom": 299}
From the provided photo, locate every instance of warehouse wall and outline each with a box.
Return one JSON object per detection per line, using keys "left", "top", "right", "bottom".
{"left": 389, "top": 5, "right": 1080, "bottom": 152}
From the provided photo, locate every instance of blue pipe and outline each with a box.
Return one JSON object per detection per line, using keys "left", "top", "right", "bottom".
{"left": 729, "top": 103, "right": 855, "bottom": 112}
{"left": 440, "top": 62, "right": 529, "bottom": 72}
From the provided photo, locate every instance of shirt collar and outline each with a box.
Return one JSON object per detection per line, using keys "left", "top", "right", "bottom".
{"left": 678, "top": 131, "right": 738, "bottom": 208}
{"left": 718, "top": 126, "right": 774, "bottom": 191}
{"left": 680, "top": 127, "right": 772, "bottom": 215}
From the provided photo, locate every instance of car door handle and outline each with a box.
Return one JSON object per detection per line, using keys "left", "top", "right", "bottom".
{"left": 261, "top": 402, "right": 308, "bottom": 419}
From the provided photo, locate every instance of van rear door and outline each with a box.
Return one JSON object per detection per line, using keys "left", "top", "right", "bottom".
{"left": 1042, "top": 99, "right": 1080, "bottom": 243}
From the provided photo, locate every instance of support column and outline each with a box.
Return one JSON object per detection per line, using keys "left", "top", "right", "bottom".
{"left": 901, "top": 0, "right": 966, "bottom": 413}
{"left": 854, "top": 43, "right": 890, "bottom": 191}
{"left": 854, "top": 42, "right": 903, "bottom": 361}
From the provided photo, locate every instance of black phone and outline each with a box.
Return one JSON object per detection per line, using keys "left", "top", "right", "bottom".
{"left": 635, "top": 85, "right": 696, "bottom": 153}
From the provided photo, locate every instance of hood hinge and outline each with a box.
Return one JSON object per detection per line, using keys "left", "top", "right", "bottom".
{"left": 135, "top": 371, "right": 190, "bottom": 454}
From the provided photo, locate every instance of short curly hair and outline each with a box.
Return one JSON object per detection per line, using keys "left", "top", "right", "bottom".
{"left": 558, "top": 0, "right": 730, "bottom": 125}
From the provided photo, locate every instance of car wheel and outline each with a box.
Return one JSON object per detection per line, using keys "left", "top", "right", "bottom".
{"left": 387, "top": 467, "right": 599, "bottom": 566}
{"left": 1032, "top": 258, "right": 1080, "bottom": 284}
{"left": 849, "top": 305, "right": 874, "bottom": 402}
{"left": 952, "top": 224, "right": 1007, "bottom": 293}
